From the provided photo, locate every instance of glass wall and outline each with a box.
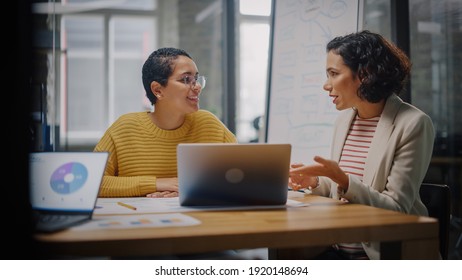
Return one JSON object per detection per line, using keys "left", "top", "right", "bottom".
{"left": 236, "top": 0, "right": 272, "bottom": 142}
{"left": 363, "top": 0, "right": 462, "bottom": 217}
{"left": 409, "top": 0, "right": 462, "bottom": 217}
{"left": 31, "top": 0, "right": 274, "bottom": 149}
{"left": 31, "top": 0, "right": 227, "bottom": 150}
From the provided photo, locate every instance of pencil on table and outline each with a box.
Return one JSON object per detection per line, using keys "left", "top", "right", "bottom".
{"left": 117, "top": 201, "right": 137, "bottom": 211}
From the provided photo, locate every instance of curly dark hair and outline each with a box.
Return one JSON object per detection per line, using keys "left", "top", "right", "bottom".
{"left": 142, "top": 47, "right": 192, "bottom": 105}
{"left": 326, "top": 30, "right": 411, "bottom": 103}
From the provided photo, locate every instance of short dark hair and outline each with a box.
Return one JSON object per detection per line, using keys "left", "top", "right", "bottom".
{"left": 326, "top": 30, "right": 411, "bottom": 103}
{"left": 142, "top": 47, "right": 192, "bottom": 105}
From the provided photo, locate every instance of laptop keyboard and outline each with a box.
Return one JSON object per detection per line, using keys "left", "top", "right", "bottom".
{"left": 36, "top": 213, "right": 70, "bottom": 223}
{"left": 33, "top": 212, "right": 89, "bottom": 233}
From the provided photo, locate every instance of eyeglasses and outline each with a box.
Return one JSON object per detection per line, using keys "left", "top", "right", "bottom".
{"left": 179, "top": 75, "right": 206, "bottom": 90}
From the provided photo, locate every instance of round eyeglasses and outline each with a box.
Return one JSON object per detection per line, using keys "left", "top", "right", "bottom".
{"left": 179, "top": 75, "right": 206, "bottom": 90}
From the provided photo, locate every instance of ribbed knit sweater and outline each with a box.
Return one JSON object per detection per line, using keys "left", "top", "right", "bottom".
{"left": 94, "top": 110, "right": 237, "bottom": 197}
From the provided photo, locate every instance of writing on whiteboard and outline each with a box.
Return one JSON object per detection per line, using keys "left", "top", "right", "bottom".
{"left": 266, "top": 0, "right": 360, "bottom": 163}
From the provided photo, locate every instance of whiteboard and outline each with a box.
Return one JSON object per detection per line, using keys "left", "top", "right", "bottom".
{"left": 265, "top": 0, "right": 362, "bottom": 163}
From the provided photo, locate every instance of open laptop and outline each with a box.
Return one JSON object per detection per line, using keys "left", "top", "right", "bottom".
{"left": 29, "top": 152, "right": 109, "bottom": 233}
{"left": 177, "top": 143, "right": 291, "bottom": 206}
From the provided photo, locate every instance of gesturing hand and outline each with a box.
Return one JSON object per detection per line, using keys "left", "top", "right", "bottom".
{"left": 288, "top": 163, "right": 317, "bottom": 191}
{"left": 289, "top": 156, "right": 349, "bottom": 190}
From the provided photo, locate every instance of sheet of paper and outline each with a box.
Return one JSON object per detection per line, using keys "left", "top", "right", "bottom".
{"left": 288, "top": 190, "right": 311, "bottom": 198}
{"left": 70, "top": 213, "right": 201, "bottom": 231}
{"left": 94, "top": 197, "right": 308, "bottom": 215}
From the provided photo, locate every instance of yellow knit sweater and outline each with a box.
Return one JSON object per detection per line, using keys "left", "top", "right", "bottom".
{"left": 94, "top": 110, "right": 237, "bottom": 197}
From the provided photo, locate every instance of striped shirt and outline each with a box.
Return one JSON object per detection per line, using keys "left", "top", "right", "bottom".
{"left": 336, "top": 114, "right": 380, "bottom": 259}
{"left": 339, "top": 115, "right": 380, "bottom": 180}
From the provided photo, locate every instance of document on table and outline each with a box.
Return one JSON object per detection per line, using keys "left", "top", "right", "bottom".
{"left": 94, "top": 196, "right": 309, "bottom": 215}
{"left": 71, "top": 213, "right": 201, "bottom": 231}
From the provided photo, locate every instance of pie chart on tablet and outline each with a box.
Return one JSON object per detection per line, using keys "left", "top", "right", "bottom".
{"left": 50, "top": 162, "right": 88, "bottom": 194}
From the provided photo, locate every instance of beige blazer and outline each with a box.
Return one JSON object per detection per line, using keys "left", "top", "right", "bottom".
{"left": 312, "top": 94, "right": 435, "bottom": 259}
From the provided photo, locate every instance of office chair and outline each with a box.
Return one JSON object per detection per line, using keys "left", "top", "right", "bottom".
{"left": 419, "top": 183, "right": 451, "bottom": 259}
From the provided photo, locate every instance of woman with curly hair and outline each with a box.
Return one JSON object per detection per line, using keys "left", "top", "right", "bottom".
{"left": 289, "top": 30, "right": 435, "bottom": 260}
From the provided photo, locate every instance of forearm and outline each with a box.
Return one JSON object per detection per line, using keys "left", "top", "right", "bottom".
{"left": 98, "top": 175, "right": 156, "bottom": 197}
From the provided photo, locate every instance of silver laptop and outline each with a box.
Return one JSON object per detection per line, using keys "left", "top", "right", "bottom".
{"left": 29, "top": 152, "right": 108, "bottom": 233}
{"left": 177, "top": 143, "right": 291, "bottom": 206}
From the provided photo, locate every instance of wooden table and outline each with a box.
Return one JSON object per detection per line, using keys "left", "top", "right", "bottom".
{"left": 34, "top": 194, "right": 439, "bottom": 259}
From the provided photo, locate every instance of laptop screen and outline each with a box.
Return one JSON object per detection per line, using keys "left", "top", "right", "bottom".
{"left": 29, "top": 152, "right": 108, "bottom": 212}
